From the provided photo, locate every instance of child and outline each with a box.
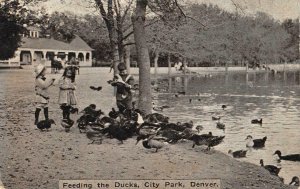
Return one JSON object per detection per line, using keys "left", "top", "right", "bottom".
{"left": 34, "top": 64, "right": 55, "bottom": 125}
{"left": 58, "top": 66, "right": 78, "bottom": 122}
{"left": 110, "top": 63, "right": 134, "bottom": 113}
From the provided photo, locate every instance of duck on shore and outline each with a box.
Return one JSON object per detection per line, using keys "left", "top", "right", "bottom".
{"left": 189, "top": 132, "right": 225, "bottom": 150}
{"left": 245, "top": 135, "right": 267, "bottom": 148}
{"left": 36, "top": 119, "right": 56, "bottom": 131}
{"left": 137, "top": 135, "right": 166, "bottom": 152}
{"left": 86, "top": 126, "right": 103, "bottom": 144}
{"left": 273, "top": 150, "right": 300, "bottom": 162}
{"left": 259, "top": 159, "right": 281, "bottom": 176}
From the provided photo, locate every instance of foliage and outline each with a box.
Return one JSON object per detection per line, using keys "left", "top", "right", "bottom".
{"left": 146, "top": 3, "right": 297, "bottom": 66}
{"left": 0, "top": 0, "right": 27, "bottom": 60}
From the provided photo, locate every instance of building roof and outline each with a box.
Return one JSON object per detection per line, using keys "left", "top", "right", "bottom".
{"left": 70, "top": 35, "right": 93, "bottom": 51}
{"left": 20, "top": 35, "right": 93, "bottom": 51}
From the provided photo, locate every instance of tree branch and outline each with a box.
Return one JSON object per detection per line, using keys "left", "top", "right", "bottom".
{"left": 94, "top": 0, "right": 109, "bottom": 24}
{"left": 121, "top": 0, "right": 134, "bottom": 24}
{"left": 123, "top": 42, "right": 135, "bottom": 47}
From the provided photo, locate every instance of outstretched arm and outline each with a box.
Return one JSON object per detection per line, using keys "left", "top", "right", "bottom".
{"left": 36, "top": 78, "right": 55, "bottom": 89}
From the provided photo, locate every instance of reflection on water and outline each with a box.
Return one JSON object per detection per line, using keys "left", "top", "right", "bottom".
{"left": 156, "top": 71, "right": 300, "bottom": 184}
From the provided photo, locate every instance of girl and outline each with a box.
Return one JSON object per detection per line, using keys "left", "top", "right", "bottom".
{"left": 34, "top": 64, "right": 55, "bottom": 125}
{"left": 58, "top": 66, "right": 78, "bottom": 123}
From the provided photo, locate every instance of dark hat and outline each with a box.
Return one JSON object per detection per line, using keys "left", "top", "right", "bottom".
{"left": 117, "top": 63, "right": 126, "bottom": 71}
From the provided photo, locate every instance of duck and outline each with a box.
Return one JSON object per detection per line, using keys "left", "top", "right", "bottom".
{"left": 251, "top": 118, "right": 262, "bottom": 124}
{"left": 153, "top": 106, "right": 164, "bottom": 112}
{"left": 216, "top": 121, "right": 225, "bottom": 130}
{"left": 69, "top": 107, "right": 79, "bottom": 114}
{"left": 212, "top": 116, "right": 221, "bottom": 121}
{"left": 101, "top": 122, "right": 135, "bottom": 144}
{"left": 90, "top": 86, "right": 102, "bottom": 91}
{"left": 259, "top": 159, "right": 281, "bottom": 176}
{"left": 245, "top": 135, "right": 267, "bottom": 148}
{"left": 61, "top": 119, "right": 75, "bottom": 132}
{"left": 189, "top": 132, "right": 225, "bottom": 150}
{"left": 195, "top": 125, "right": 204, "bottom": 133}
{"left": 144, "top": 113, "right": 169, "bottom": 124}
{"left": 158, "top": 128, "right": 185, "bottom": 143}
{"left": 273, "top": 150, "right": 300, "bottom": 162}
{"left": 228, "top": 149, "right": 247, "bottom": 158}
{"left": 108, "top": 108, "right": 119, "bottom": 119}
{"left": 86, "top": 126, "right": 103, "bottom": 144}
{"left": 36, "top": 119, "right": 56, "bottom": 131}
{"left": 141, "top": 136, "right": 166, "bottom": 152}
{"left": 177, "top": 91, "right": 186, "bottom": 95}
{"left": 289, "top": 176, "right": 299, "bottom": 186}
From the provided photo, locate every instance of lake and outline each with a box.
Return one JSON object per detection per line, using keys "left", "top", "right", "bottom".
{"left": 153, "top": 71, "right": 300, "bottom": 184}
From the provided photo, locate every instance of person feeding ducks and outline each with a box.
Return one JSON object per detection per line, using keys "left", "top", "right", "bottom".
{"left": 109, "top": 63, "right": 134, "bottom": 114}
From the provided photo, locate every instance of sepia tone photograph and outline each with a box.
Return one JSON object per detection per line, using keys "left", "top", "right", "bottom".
{"left": 0, "top": 0, "right": 299, "bottom": 188}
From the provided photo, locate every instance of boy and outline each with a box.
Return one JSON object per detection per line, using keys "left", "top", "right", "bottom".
{"left": 110, "top": 63, "right": 134, "bottom": 113}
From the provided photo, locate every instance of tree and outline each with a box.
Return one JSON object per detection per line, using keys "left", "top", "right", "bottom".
{"left": 0, "top": 0, "right": 27, "bottom": 60}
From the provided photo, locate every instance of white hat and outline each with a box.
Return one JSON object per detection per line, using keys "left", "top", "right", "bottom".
{"left": 34, "top": 64, "right": 45, "bottom": 77}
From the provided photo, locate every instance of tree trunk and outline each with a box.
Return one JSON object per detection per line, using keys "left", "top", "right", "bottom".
{"left": 125, "top": 46, "right": 131, "bottom": 74}
{"left": 107, "top": 0, "right": 120, "bottom": 74}
{"left": 154, "top": 49, "right": 159, "bottom": 77}
{"left": 168, "top": 53, "right": 171, "bottom": 76}
{"left": 132, "top": 0, "right": 152, "bottom": 115}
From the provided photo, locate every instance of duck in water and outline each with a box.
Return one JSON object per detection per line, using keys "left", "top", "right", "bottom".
{"left": 228, "top": 149, "right": 247, "bottom": 158}
{"left": 273, "top": 150, "right": 300, "bottom": 162}
{"left": 251, "top": 118, "right": 262, "bottom": 124}
{"left": 259, "top": 159, "right": 281, "bottom": 176}
{"left": 245, "top": 135, "right": 267, "bottom": 148}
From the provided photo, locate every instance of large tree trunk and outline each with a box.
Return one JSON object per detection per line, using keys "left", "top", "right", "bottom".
{"left": 107, "top": 0, "right": 120, "bottom": 74}
{"left": 132, "top": 0, "right": 152, "bottom": 115}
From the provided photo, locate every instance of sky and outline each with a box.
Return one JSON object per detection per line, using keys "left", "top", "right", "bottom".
{"left": 36, "top": 0, "right": 300, "bottom": 22}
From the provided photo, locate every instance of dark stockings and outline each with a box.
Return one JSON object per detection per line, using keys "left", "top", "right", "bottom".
{"left": 35, "top": 108, "right": 41, "bottom": 124}
{"left": 61, "top": 105, "right": 71, "bottom": 120}
{"left": 44, "top": 107, "right": 49, "bottom": 120}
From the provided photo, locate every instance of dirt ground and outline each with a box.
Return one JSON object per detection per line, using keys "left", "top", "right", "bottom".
{"left": 0, "top": 68, "right": 296, "bottom": 189}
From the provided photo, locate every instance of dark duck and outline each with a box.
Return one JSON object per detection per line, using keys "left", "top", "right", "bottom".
{"left": 90, "top": 86, "right": 102, "bottom": 91}
{"left": 189, "top": 132, "right": 225, "bottom": 150}
{"left": 212, "top": 116, "right": 221, "bottom": 121}
{"left": 245, "top": 135, "right": 267, "bottom": 148}
{"left": 273, "top": 150, "right": 300, "bottom": 162}
{"left": 221, "top": 105, "right": 227, "bottom": 110}
{"left": 61, "top": 119, "right": 75, "bottom": 132}
{"left": 86, "top": 126, "right": 103, "bottom": 144}
{"left": 228, "top": 149, "right": 247, "bottom": 158}
{"left": 289, "top": 176, "right": 299, "bottom": 186}
{"left": 259, "top": 159, "right": 281, "bottom": 176}
{"left": 251, "top": 118, "right": 262, "bottom": 124}
{"left": 216, "top": 121, "right": 225, "bottom": 130}
{"left": 158, "top": 129, "right": 185, "bottom": 143}
{"left": 101, "top": 121, "right": 137, "bottom": 144}
{"left": 36, "top": 119, "right": 56, "bottom": 131}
